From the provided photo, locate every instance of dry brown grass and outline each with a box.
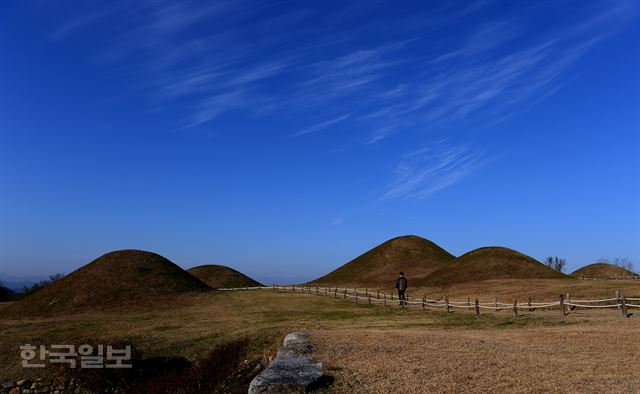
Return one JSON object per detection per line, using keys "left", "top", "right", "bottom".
{"left": 0, "top": 288, "right": 580, "bottom": 381}
{"left": 313, "top": 316, "right": 640, "bottom": 393}
{"left": 1, "top": 284, "right": 639, "bottom": 392}
{"left": 0, "top": 291, "right": 490, "bottom": 380}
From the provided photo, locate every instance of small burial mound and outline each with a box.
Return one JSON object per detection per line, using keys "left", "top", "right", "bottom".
{"left": 310, "top": 235, "right": 455, "bottom": 288}
{"left": 187, "top": 264, "right": 262, "bottom": 289}
{"left": 2, "top": 250, "right": 210, "bottom": 316}
{"left": 419, "top": 247, "right": 570, "bottom": 286}
{"left": 571, "top": 263, "right": 637, "bottom": 279}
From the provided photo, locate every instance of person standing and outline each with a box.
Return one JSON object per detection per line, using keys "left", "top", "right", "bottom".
{"left": 395, "top": 272, "right": 408, "bottom": 306}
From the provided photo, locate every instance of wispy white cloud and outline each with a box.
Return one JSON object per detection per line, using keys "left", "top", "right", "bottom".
{"left": 383, "top": 143, "right": 490, "bottom": 200}
{"left": 294, "top": 113, "right": 353, "bottom": 136}
{"left": 182, "top": 90, "right": 248, "bottom": 129}
{"left": 44, "top": 0, "right": 635, "bottom": 138}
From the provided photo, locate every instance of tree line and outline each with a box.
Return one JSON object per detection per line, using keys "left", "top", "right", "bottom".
{"left": 0, "top": 273, "right": 65, "bottom": 302}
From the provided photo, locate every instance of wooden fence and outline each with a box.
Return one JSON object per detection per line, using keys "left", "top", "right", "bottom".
{"left": 218, "top": 285, "right": 639, "bottom": 318}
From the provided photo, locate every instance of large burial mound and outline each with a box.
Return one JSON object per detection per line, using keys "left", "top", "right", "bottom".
{"left": 2, "top": 250, "right": 209, "bottom": 316}
{"left": 420, "top": 247, "right": 570, "bottom": 286}
{"left": 311, "top": 235, "right": 454, "bottom": 288}
{"left": 571, "top": 263, "right": 636, "bottom": 278}
{"left": 187, "top": 264, "right": 262, "bottom": 289}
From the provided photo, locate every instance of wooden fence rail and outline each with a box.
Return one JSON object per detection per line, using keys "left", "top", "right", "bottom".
{"left": 217, "top": 285, "right": 639, "bottom": 318}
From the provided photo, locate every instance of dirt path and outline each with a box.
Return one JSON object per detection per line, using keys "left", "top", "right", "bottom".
{"left": 313, "top": 317, "right": 640, "bottom": 393}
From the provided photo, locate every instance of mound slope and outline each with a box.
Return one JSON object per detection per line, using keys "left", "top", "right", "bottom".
{"left": 311, "top": 235, "right": 455, "bottom": 287}
{"left": 2, "top": 250, "right": 209, "bottom": 315}
{"left": 571, "top": 263, "right": 636, "bottom": 278}
{"left": 419, "top": 247, "right": 570, "bottom": 286}
{"left": 187, "top": 265, "right": 262, "bottom": 288}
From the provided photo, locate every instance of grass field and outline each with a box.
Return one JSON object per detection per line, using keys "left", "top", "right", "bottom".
{"left": 1, "top": 280, "right": 639, "bottom": 392}
{"left": 312, "top": 318, "right": 640, "bottom": 393}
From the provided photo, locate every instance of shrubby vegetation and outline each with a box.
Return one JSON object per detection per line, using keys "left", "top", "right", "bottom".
{"left": 0, "top": 281, "right": 17, "bottom": 301}
{"left": 20, "top": 273, "right": 65, "bottom": 297}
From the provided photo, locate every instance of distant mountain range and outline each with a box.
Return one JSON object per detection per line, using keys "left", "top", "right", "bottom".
{"left": 0, "top": 273, "right": 48, "bottom": 291}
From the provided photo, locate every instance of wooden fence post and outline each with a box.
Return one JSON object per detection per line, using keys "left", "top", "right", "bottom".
{"left": 355, "top": 288, "right": 359, "bottom": 304}
{"left": 445, "top": 295, "right": 450, "bottom": 313}
{"left": 616, "top": 290, "right": 621, "bottom": 313}
{"left": 377, "top": 290, "right": 380, "bottom": 299}
{"left": 344, "top": 289, "right": 347, "bottom": 300}
{"left": 467, "top": 297, "right": 471, "bottom": 311}
{"left": 475, "top": 298, "right": 480, "bottom": 315}
{"left": 528, "top": 297, "right": 533, "bottom": 312}
{"left": 559, "top": 294, "right": 565, "bottom": 316}
{"left": 493, "top": 297, "right": 497, "bottom": 312}
{"left": 513, "top": 299, "right": 518, "bottom": 317}
{"left": 422, "top": 296, "right": 426, "bottom": 311}
{"left": 368, "top": 293, "right": 371, "bottom": 304}
{"left": 384, "top": 293, "right": 387, "bottom": 307}
{"left": 366, "top": 288, "right": 369, "bottom": 298}
{"left": 246, "top": 285, "right": 249, "bottom": 291}
{"left": 621, "top": 293, "right": 628, "bottom": 317}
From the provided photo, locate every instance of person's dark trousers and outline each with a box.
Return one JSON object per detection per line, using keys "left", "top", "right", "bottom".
{"left": 398, "top": 290, "right": 406, "bottom": 306}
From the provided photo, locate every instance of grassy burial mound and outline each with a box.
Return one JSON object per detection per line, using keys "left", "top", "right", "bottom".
{"left": 187, "top": 264, "right": 263, "bottom": 289}
{"left": 571, "top": 263, "right": 637, "bottom": 279}
{"left": 420, "top": 247, "right": 570, "bottom": 287}
{"left": 311, "top": 235, "right": 455, "bottom": 288}
{"left": 2, "top": 250, "right": 210, "bottom": 316}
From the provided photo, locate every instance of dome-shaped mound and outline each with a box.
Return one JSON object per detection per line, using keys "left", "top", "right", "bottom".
{"left": 2, "top": 250, "right": 209, "bottom": 315}
{"left": 187, "top": 265, "right": 262, "bottom": 289}
{"left": 571, "top": 263, "right": 636, "bottom": 278}
{"left": 419, "top": 247, "right": 570, "bottom": 286}
{"left": 311, "top": 235, "right": 455, "bottom": 288}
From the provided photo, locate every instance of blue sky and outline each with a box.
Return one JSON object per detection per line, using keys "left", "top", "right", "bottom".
{"left": 1, "top": 1, "right": 639, "bottom": 284}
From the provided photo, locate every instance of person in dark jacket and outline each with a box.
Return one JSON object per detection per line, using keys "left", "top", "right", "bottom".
{"left": 395, "top": 272, "right": 407, "bottom": 306}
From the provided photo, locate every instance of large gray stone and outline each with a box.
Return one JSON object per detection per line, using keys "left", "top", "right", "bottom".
{"left": 249, "top": 332, "right": 324, "bottom": 394}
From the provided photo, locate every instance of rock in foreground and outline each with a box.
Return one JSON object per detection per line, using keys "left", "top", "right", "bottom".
{"left": 249, "top": 332, "right": 323, "bottom": 393}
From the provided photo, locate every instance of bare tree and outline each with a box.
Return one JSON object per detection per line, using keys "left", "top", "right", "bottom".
{"left": 544, "top": 256, "right": 566, "bottom": 272}
{"left": 613, "top": 258, "right": 634, "bottom": 272}
{"left": 544, "top": 256, "right": 554, "bottom": 268}
{"left": 20, "top": 273, "right": 65, "bottom": 297}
